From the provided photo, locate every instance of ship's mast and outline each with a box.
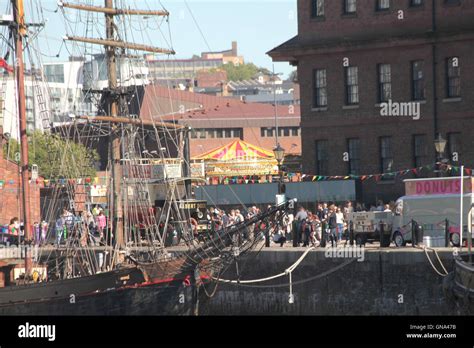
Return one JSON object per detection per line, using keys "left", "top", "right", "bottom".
{"left": 61, "top": 0, "right": 174, "bottom": 248}
{"left": 11, "top": 0, "right": 33, "bottom": 275}
{"left": 104, "top": 0, "right": 123, "bottom": 247}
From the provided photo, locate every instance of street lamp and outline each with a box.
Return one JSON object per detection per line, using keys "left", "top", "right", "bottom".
{"left": 434, "top": 134, "right": 447, "bottom": 161}
{"left": 273, "top": 144, "right": 285, "bottom": 194}
{"left": 434, "top": 134, "right": 448, "bottom": 177}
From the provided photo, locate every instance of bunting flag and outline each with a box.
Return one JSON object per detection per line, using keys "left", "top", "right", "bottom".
{"left": 200, "top": 163, "right": 474, "bottom": 185}
{"left": 5, "top": 163, "right": 474, "bottom": 190}
{"left": 0, "top": 58, "right": 13, "bottom": 73}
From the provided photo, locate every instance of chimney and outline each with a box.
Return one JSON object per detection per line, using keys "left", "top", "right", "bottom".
{"left": 221, "top": 82, "right": 229, "bottom": 97}
{"left": 232, "top": 41, "right": 238, "bottom": 56}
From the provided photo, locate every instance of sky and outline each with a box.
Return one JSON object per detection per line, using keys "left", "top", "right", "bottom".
{"left": 22, "top": 0, "right": 298, "bottom": 78}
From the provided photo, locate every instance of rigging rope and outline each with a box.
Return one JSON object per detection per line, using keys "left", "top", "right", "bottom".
{"left": 215, "top": 247, "right": 316, "bottom": 285}
{"left": 417, "top": 245, "right": 449, "bottom": 277}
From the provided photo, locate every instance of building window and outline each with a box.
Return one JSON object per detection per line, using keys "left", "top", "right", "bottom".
{"left": 411, "top": 60, "right": 425, "bottom": 101}
{"left": 378, "top": 64, "right": 392, "bottom": 102}
{"left": 315, "top": 140, "right": 329, "bottom": 175}
{"left": 447, "top": 132, "right": 461, "bottom": 162}
{"left": 410, "top": 0, "right": 423, "bottom": 6}
{"left": 44, "top": 64, "right": 65, "bottom": 83}
{"left": 344, "top": 0, "right": 357, "bottom": 14}
{"left": 377, "top": 0, "right": 390, "bottom": 10}
{"left": 347, "top": 138, "right": 361, "bottom": 175}
{"left": 345, "top": 66, "right": 359, "bottom": 105}
{"left": 413, "top": 135, "right": 427, "bottom": 167}
{"left": 191, "top": 129, "right": 207, "bottom": 139}
{"left": 311, "top": 0, "right": 325, "bottom": 17}
{"left": 313, "top": 69, "right": 327, "bottom": 107}
{"left": 260, "top": 127, "right": 274, "bottom": 138}
{"left": 233, "top": 128, "right": 243, "bottom": 139}
{"left": 261, "top": 127, "right": 300, "bottom": 138}
{"left": 380, "top": 137, "right": 393, "bottom": 173}
{"left": 446, "top": 57, "right": 461, "bottom": 98}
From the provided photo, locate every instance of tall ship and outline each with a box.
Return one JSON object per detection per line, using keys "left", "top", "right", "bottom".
{"left": 0, "top": 0, "right": 292, "bottom": 315}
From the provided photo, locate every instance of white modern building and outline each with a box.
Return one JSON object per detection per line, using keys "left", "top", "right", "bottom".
{"left": 0, "top": 55, "right": 151, "bottom": 138}
{"left": 83, "top": 54, "right": 150, "bottom": 90}
{"left": 0, "top": 70, "right": 49, "bottom": 139}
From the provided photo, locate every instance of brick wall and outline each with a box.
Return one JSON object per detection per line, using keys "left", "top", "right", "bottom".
{"left": 0, "top": 131, "right": 41, "bottom": 226}
{"left": 0, "top": 159, "right": 42, "bottom": 226}
{"left": 298, "top": 0, "right": 474, "bottom": 43}
{"left": 271, "top": 0, "right": 474, "bottom": 203}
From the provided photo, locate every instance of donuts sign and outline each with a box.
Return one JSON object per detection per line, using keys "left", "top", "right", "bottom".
{"left": 405, "top": 178, "right": 473, "bottom": 196}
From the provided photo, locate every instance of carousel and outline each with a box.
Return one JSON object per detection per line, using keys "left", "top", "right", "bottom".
{"left": 192, "top": 140, "right": 279, "bottom": 178}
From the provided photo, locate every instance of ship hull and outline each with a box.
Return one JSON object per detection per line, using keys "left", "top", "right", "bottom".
{"left": 0, "top": 266, "right": 198, "bottom": 316}
{"left": 444, "top": 253, "right": 474, "bottom": 315}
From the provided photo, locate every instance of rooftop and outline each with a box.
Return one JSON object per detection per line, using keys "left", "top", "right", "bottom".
{"left": 138, "top": 85, "right": 300, "bottom": 122}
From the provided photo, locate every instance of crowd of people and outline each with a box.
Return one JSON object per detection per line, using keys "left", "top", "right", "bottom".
{"left": 2, "top": 200, "right": 396, "bottom": 248}
{"left": 54, "top": 206, "right": 108, "bottom": 246}
{"left": 201, "top": 200, "right": 396, "bottom": 249}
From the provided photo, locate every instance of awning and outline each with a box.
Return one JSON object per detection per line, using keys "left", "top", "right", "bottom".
{"left": 193, "top": 140, "right": 275, "bottom": 161}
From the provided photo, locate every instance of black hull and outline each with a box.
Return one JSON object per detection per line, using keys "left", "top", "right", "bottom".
{"left": 0, "top": 267, "right": 198, "bottom": 316}
{"left": 0, "top": 281, "right": 197, "bottom": 316}
{"left": 444, "top": 253, "right": 474, "bottom": 315}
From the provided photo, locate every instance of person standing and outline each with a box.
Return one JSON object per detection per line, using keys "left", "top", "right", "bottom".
{"left": 285, "top": 211, "right": 294, "bottom": 242}
{"left": 33, "top": 222, "right": 40, "bottom": 245}
{"left": 41, "top": 221, "right": 48, "bottom": 245}
{"left": 316, "top": 203, "right": 328, "bottom": 245}
{"left": 312, "top": 214, "right": 322, "bottom": 247}
{"left": 294, "top": 206, "right": 308, "bottom": 247}
{"left": 55, "top": 215, "right": 64, "bottom": 246}
{"left": 336, "top": 207, "right": 345, "bottom": 242}
{"left": 96, "top": 211, "right": 107, "bottom": 241}
{"left": 343, "top": 201, "right": 354, "bottom": 221}
{"left": 328, "top": 206, "right": 338, "bottom": 247}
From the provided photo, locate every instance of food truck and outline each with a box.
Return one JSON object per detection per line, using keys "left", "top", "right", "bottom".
{"left": 347, "top": 176, "right": 473, "bottom": 248}
{"left": 391, "top": 177, "right": 474, "bottom": 247}
{"left": 348, "top": 211, "right": 393, "bottom": 247}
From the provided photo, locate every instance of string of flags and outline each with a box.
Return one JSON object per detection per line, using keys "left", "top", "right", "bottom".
{"left": 205, "top": 162, "right": 473, "bottom": 185}
{"left": 306, "top": 163, "right": 472, "bottom": 183}
{"left": 0, "top": 163, "right": 472, "bottom": 189}
{"left": 0, "top": 177, "right": 105, "bottom": 189}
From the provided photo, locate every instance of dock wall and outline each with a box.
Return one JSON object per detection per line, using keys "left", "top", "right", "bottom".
{"left": 199, "top": 248, "right": 456, "bottom": 315}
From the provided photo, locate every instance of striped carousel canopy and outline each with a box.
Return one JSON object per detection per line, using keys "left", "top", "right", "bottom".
{"left": 193, "top": 140, "right": 275, "bottom": 161}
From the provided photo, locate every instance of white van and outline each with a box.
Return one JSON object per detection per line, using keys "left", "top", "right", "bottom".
{"left": 391, "top": 177, "right": 474, "bottom": 247}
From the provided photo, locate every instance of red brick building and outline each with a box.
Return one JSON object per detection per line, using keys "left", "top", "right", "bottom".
{"left": 0, "top": 129, "right": 41, "bottom": 226}
{"left": 269, "top": 0, "right": 474, "bottom": 203}
{"left": 135, "top": 85, "right": 301, "bottom": 167}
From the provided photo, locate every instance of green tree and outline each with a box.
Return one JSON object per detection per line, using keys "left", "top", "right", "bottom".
{"left": 212, "top": 62, "right": 261, "bottom": 81}
{"left": 288, "top": 70, "right": 298, "bottom": 82}
{"left": 2, "top": 131, "right": 99, "bottom": 179}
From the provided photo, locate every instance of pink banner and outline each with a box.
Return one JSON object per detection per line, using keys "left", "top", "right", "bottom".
{"left": 406, "top": 178, "right": 473, "bottom": 196}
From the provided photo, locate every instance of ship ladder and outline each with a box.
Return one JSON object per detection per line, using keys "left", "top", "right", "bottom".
{"left": 33, "top": 78, "right": 51, "bottom": 130}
